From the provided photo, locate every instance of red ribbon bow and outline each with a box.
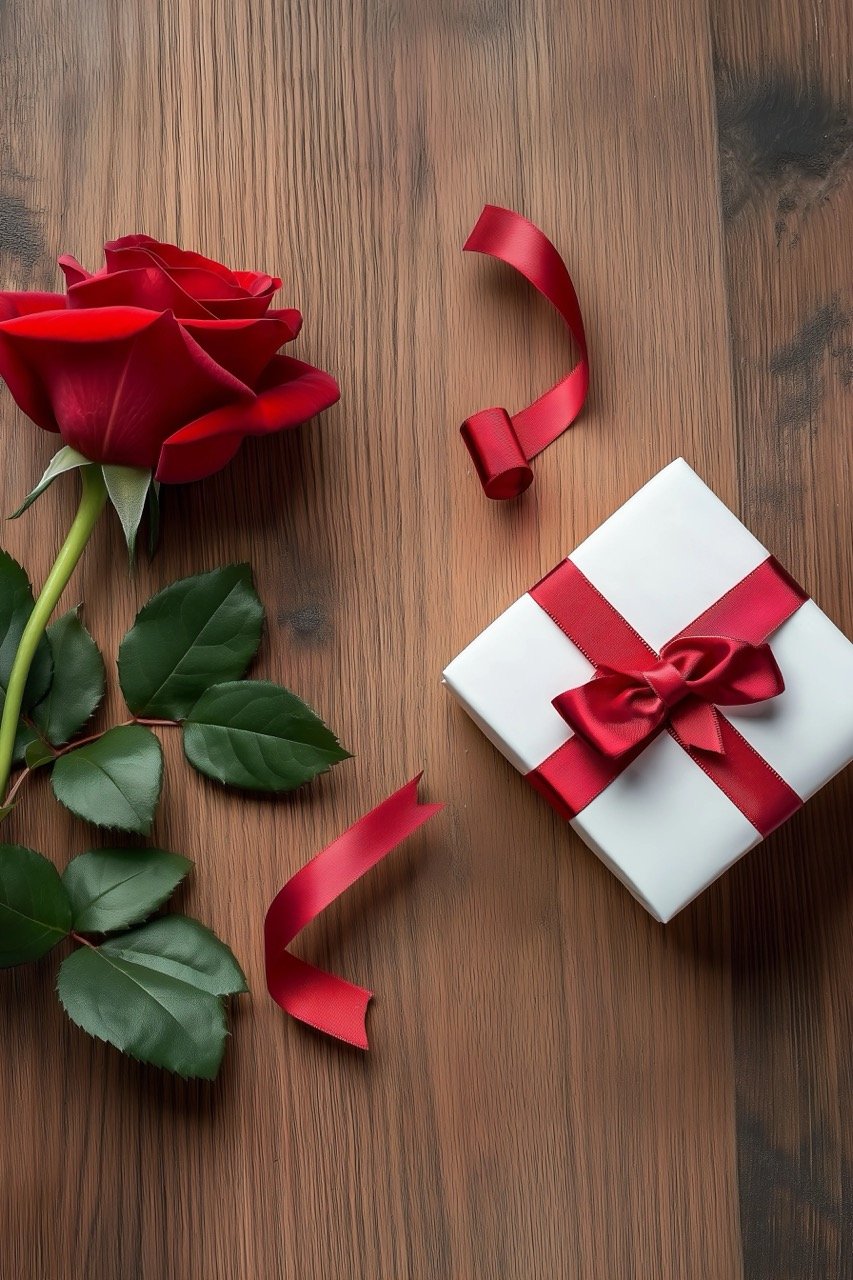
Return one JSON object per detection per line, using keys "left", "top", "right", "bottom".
{"left": 528, "top": 556, "right": 809, "bottom": 837}
{"left": 265, "top": 775, "right": 443, "bottom": 1049}
{"left": 553, "top": 634, "right": 785, "bottom": 759}
{"left": 460, "top": 205, "right": 589, "bottom": 500}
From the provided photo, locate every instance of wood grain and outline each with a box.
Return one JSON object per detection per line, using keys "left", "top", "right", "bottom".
{"left": 0, "top": 0, "right": 850, "bottom": 1276}
{"left": 712, "top": 3, "right": 853, "bottom": 1275}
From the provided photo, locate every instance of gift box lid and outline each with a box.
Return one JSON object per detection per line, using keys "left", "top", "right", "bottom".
{"left": 443, "top": 459, "right": 853, "bottom": 920}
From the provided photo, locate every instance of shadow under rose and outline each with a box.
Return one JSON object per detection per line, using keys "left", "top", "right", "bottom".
{"left": 158, "top": 407, "right": 343, "bottom": 555}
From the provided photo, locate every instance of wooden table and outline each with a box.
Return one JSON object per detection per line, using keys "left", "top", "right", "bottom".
{"left": 2, "top": 1, "right": 851, "bottom": 1276}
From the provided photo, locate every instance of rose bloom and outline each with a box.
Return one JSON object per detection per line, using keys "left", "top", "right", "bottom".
{"left": 0, "top": 236, "right": 339, "bottom": 482}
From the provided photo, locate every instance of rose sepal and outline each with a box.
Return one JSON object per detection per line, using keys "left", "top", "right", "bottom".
{"left": 10, "top": 444, "right": 91, "bottom": 518}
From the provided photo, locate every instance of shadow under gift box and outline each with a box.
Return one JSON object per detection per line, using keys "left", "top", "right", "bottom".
{"left": 442, "top": 459, "right": 853, "bottom": 922}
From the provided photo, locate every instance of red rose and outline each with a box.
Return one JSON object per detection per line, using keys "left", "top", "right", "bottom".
{"left": 0, "top": 236, "right": 339, "bottom": 482}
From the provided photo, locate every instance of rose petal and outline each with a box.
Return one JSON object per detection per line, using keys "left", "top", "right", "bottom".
{"left": 0, "top": 306, "right": 252, "bottom": 468}
{"left": 167, "top": 270, "right": 280, "bottom": 317}
{"left": 149, "top": 249, "right": 281, "bottom": 303}
{"left": 0, "top": 295, "right": 71, "bottom": 426}
{"left": 103, "top": 233, "right": 159, "bottom": 251}
{"left": 197, "top": 283, "right": 280, "bottom": 319}
{"left": 234, "top": 270, "right": 277, "bottom": 295}
{"left": 103, "top": 240, "right": 282, "bottom": 315}
{"left": 266, "top": 307, "right": 303, "bottom": 337}
{"left": 0, "top": 292, "right": 67, "bottom": 320}
{"left": 104, "top": 248, "right": 277, "bottom": 316}
{"left": 107, "top": 237, "right": 241, "bottom": 287}
{"left": 57, "top": 255, "right": 92, "bottom": 287}
{"left": 102, "top": 244, "right": 237, "bottom": 293}
{"left": 153, "top": 430, "right": 245, "bottom": 483}
{"left": 0, "top": 321, "right": 63, "bottom": 431}
{"left": 156, "top": 356, "right": 340, "bottom": 482}
{"left": 66, "top": 265, "right": 214, "bottom": 319}
{"left": 248, "top": 356, "right": 340, "bottom": 432}
{"left": 182, "top": 315, "right": 300, "bottom": 384}
{"left": 3, "top": 306, "right": 164, "bottom": 341}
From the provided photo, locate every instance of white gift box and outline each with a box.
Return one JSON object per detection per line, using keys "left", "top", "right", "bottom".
{"left": 443, "top": 459, "right": 853, "bottom": 921}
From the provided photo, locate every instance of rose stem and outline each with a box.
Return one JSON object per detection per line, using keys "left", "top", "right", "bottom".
{"left": 0, "top": 465, "right": 107, "bottom": 804}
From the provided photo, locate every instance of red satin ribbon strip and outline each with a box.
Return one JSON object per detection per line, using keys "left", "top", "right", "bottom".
{"left": 676, "top": 556, "right": 807, "bottom": 644}
{"left": 532, "top": 557, "right": 655, "bottom": 669}
{"left": 674, "top": 716, "right": 802, "bottom": 836}
{"left": 528, "top": 557, "right": 805, "bottom": 836}
{"left": 528, "top": 733, "right": 633, "bottom": 822}
{"left": 265, "top": 775, "right": 443, "bottom": 1049}
{"left": 460, "top": 205, "right": 589, "bottom": 500}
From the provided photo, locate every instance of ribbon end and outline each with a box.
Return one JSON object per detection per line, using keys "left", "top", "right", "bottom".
{"left": 462, "top": 204, "right": 509, "bottom": 252}
{"left": 267, "top": 949, "right": 376, "bottom": 1049}
{"left": 265, "top": 774, "right": 443, "bottom": 1050}
{"left": 345, "top": 988, "right": 373, "bottom": 1052}
{"left": 674, "top": 703, "right": 726, "bottom": 755}
{"left": 299, "top": 983, "right": 373, "bottom": 1051}
{"left": 401, "top": 773, "right": 445, "bottom": 818}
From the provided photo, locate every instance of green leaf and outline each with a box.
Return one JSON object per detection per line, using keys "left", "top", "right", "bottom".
{"left": 57, "top": 915, "right": 247, "bottom": 1078}
{"left": 95, "top": 916, "right": 247, "bottom": 995}
{"left": 63, "top": 847, "right": 192, "bottom": 933}
{"left": 24, "top": 736, "right": 55, "bottom": 769}
{"left": 0, "top": 550, "right": 52, "bottom": 718}
{"left": 51, "top": 724, "right": 163, "bottom": 834}
{"left": 118, "top": 565, "right": 264, "bottom": 721}
{"left": 10, "top": 445, "right": 91, "bottom": 518}
{"left": 102, "top": 464, "right": 152, "bottom": 559}
{"left": 32, "top": 608, "right": 105, "bottom": 745}
{"left": 13, "top": 720, "right": 38, "bottom": 765}
{"left": 183, "top": 680, "right": 350, "bottom": 792}
{"left": 0, "top": 843, "right": 71, "bottom": 967}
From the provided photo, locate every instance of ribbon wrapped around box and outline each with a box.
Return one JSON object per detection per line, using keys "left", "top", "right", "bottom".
{"left": 443, "top": 459, "right": 853, "bottom": 921}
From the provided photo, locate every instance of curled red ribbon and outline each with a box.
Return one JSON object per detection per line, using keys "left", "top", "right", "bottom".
{"left": 264, "top": 775, "right": 443, "bottom": 1049}
{"left": 460, "top": 205, "right": 589, "bottom": 499}
{"left": 553, "top": 633, "right": 786, "bottom": 758}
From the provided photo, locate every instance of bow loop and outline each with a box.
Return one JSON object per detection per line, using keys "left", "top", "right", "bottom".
{"left": 553, "top": 634, "right": 785, "bottom": 760}
{"left": 659, "top": 634, "right": 784, "bottom": 706}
